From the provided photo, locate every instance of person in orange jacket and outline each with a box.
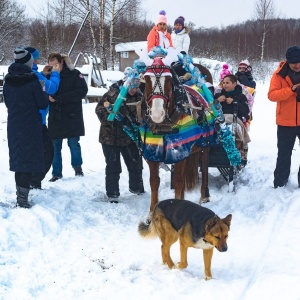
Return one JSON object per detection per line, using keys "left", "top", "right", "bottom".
{"left": 268, "top": 45, "right": 300, "bottom": 188}
{"left": 147, "top": 10, "right": 173, "bottom": 52}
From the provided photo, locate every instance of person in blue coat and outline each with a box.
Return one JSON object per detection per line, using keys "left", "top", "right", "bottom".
{"left": 25, "top": 47, "right": 61, "bottom": 189}
{"left": 3, "top": 46, "right": 48, "bottom": 208}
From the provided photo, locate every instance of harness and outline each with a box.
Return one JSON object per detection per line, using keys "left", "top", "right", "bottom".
{"left": 143, "top": 63, "right": 180, "bottom": 133}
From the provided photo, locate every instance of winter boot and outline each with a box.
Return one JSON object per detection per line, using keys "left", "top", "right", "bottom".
{"left": 129, "top": 178, "right": 145, "bottom": 195}
{"left": 16, "top": 185, "right": 32, "bottom": 208}
{"left": 74, "top": 166, "right": 84, "bottom": 176}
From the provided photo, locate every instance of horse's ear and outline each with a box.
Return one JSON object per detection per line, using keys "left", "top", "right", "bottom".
{"left": 135, "top": 48, "right": 153, "bottom": 66}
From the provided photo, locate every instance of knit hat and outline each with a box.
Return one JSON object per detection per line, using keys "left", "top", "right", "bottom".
{"left": 156, "top": 10, "right": 167, "bottom": 25}
{"left": 14, "top": 46, "right": 34, "bottom": 68}
{"left": 286, "top": 46, "right": 300, "bottom": 64}
{"left": 238, "top": 59, "right": 250, "bottom": 68}
{"left": 25, "top": 47, "right": 40, "bottom": 61}
{"left": 174, "top": 16, "right": 185, "bottom": 27}
{"left": 219, "top": 64, "right": 232, "bottom": 81}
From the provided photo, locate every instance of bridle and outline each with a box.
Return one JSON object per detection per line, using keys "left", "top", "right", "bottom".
{"left": 144, "top": 61, "right": 173, "bottom": 122}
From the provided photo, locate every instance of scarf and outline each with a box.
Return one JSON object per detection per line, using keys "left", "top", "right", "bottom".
{"left": 157, "top": 30, "right": 170, "bottom": 49}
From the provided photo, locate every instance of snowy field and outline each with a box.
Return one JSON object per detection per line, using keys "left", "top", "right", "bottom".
{"left": 1, "top": 75, "right": 300, "bottom": 299}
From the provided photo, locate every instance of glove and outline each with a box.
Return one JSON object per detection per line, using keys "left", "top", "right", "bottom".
{"left": 179, "top": 72, "right": 192, "bottom": 82}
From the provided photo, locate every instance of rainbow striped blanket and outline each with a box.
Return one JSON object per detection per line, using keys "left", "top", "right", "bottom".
{"left": 139, "top": 115, "right": 218, "bottom": 164}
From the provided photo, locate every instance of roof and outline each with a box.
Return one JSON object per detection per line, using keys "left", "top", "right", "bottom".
{"left": 115, "top": 41, "right": 147, "bottom": 52}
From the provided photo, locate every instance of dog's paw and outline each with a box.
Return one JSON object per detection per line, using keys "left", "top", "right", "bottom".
{"left": 205, "top": 275, "right": 213, "bottom": 281}
{"left": 176, "top": 262, "right": 188, "bottom": 269}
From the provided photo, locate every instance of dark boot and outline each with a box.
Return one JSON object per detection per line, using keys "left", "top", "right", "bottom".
{"left": 16, "top": 185, "right": 32, "bottom": 208}
{"left": 129, "top": 177, "right": 145, "bottom": 195}
{"left": 74, "top": 166, "right": 84, "bottom": 176}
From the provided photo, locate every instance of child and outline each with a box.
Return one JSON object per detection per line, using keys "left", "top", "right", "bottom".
{"left": 219, "top": 63, "right": 232, "bottom": 82}
{"left": 147, "top": 10, "right": 173, "bottom": 52}
{"left": 215, "top": 74, "right": 250, "bottom": 166}
{"left": 235, "top": 59, "right": 256, "bottom": 90}
{"left": 171, "top": 16, "right": 190, "bottom": 54}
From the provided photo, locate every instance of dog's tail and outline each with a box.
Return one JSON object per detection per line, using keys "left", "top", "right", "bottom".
{"left": 138, "top": 220, "right": 157, "bottom": 238}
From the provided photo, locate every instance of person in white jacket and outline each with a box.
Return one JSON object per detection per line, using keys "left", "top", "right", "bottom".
{"left": 171, "top": 16, "right": 190, "bottom": 54}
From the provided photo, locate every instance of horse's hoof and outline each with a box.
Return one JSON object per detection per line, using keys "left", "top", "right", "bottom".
{"left": 200, "top": 197, "right": 210, "bottom": 204}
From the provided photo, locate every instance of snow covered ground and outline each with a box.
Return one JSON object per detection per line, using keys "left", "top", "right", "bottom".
{"left": 1, "top": 75, "right": 300, "bottom": 299}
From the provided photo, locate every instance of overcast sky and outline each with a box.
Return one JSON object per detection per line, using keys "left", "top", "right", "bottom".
{"left": 20, "top": 0, "right": 299, "bottom": 29}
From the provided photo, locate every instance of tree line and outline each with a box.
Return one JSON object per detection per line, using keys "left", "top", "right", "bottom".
{"left": 0, "top": 0, "right": 299, "bottom": 73}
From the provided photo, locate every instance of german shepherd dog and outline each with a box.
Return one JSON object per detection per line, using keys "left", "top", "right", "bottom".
{"left": 138, "top": 199, "right": 232, "bottom": 279}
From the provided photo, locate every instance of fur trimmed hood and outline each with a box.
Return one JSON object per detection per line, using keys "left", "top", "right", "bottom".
{"left": 183, "top": 26, "right": 190, "bottom": 34}
{"left": 61, "top": 54, "right": 75, "bottom": 71}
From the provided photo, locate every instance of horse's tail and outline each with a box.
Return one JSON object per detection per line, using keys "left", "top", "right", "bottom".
{"left": 138, "top": 219, "right": 157, "bottom": 238}
{"left": 185, "top": 151, "right": 201, "bottom": 191}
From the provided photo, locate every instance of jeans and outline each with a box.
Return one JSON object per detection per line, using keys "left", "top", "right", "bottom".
{"left": 52, "top": 137, "right": 83, "bottom": 177}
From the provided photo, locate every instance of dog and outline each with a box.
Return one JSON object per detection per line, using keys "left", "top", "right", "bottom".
{"left": 138, "top": 199, "right": 232, "bottom": 280}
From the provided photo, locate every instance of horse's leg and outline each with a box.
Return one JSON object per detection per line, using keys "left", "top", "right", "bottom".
{"left": 200, "top": 147, "right": 210, "bottom": 203}
{"left": 147, "top": 161, "right": 160, "bottom": 213}
{"left": 173, "top": 160, "right": 186, "bottom": 199}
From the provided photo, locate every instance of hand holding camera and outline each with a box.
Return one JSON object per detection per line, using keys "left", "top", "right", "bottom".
{"left": 42, "top": 65, "right": 53, "bottom": 75}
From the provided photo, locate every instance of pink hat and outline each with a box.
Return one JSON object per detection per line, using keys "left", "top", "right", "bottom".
{"left": 219, "top": 64, "right": 232, "bottom": 80}
{"left": 238, "top": 59, "right": 250, "bottom": 68}
{"left": 156, "top": 10, "right": 167, "bottom": 25}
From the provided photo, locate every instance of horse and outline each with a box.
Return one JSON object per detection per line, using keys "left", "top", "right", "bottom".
{"left": 136, "top": 51, "right": 217, "bottom": 214}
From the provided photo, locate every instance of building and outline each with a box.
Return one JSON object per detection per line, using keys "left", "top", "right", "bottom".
{"left": 115, "top": 41, "right": 147, "bottom": 71}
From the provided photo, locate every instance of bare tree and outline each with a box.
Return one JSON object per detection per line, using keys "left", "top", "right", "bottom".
{"left": 0, "top": 0, "right": 27, "bottom": 60}
{"left": 253, "top": 0, "right": 276, "bottom": 62}
{"left": 78, "top": 0, "right": 98, "bottom": 56}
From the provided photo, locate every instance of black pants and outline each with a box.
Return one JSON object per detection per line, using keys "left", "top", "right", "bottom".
{"left": 30, "top": 125, "right": 54, "bottom": 187}
{"left": 274, "top": 125, "right": 300, "bottom": 186}
{"left": 102, "top": 143, "right": 143, "bottom": 197}
{"left": 15, "top": 172, "right": 32, "bottom": 189}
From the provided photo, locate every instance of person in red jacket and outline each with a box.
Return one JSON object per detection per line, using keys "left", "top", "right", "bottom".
{"left": 147, "top": 10, "right": 173, "bottom": 52}
{"left": 268, "top": 46, "right": 300, "bottom": 188}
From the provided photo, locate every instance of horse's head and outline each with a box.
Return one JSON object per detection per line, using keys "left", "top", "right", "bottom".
{"left": 135, "top": 47, "right": 179, "bottom": 124}
{"left": 143, "top": 57, "right": 173, "bottom": 123}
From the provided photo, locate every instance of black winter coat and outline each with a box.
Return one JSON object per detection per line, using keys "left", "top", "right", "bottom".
{"left": 214, "top": 85, "right": 250, "bottom": 122}
{"left": 235, "top": 71, "right": 256, "bottom": 89}
{"left": 4, "top": 63, "right": 48, "bottom": 172}
{"left": 48, "top": 64, "right": 88, "bottom": 139}
{"left": 95, "top": 83, "right": 142, "bottom": 146}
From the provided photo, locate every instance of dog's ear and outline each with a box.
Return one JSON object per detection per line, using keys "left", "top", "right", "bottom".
{"left": 205, "top": 215, "right": 219, "bottom": 232}
{"left": 222, "top": 214, "right": 232, "bottom": 230}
